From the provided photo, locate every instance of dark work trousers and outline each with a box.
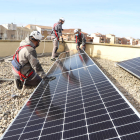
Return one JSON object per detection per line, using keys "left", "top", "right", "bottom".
{"left": 15, "top": 72, "right": 42, "bottom": 87}
{"left": 51, "top": 36, "right": 59, "bottom": 58}
{"left": 25, "top": 72, "right": 42, "bottom": 86}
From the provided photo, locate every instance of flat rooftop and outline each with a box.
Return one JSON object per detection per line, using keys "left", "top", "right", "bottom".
{"left": 0, "top": 55, "right": 140, "bottom": 137}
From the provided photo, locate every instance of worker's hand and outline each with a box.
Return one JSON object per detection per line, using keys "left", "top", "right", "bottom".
{"left": 77, "top": 46, "right": 80, "bottom": 51}
{"left": 81, "top": 46, "right": 85, "bottom": 50}
{"left": 43, "top": 75, "right": 56, "bottom": 81}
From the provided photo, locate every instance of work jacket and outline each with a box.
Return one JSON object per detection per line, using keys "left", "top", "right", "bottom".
{"left": 75, "top": 32, "right": 86, "bottom": 46}
{"left": 12, "top": 37, "right": 46, "bottom": 80}
{"left": 51, "top": 22, "right": 63, "bottom": 39}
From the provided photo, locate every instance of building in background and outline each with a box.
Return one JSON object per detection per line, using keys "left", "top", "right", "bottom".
{"left": 0, "top": 23, "right": 139, "bottom": 44}
{"left": 106, "top": 34, "right": 115, "bottom": 44}
{"left": 115, "top": 37, "right": 122, "bottom": 44}
{"left": 62, "top": 29, "right": 91, "bottom": 42}
{"left": 0, "top": 23, "right": 33, "bottom": 40}
{"left": 0, "top": 25, "right": 7, "bottom": 39}
{"left": 125, "top": 37, "right": 138, "bottom": 45}
{"left": 62, "top": 29, "right": 81, "bottom": 41}
{"left": 0, "top": 23, "right": 17, "bottom": 40}
{"left": 91, "top": 33, "right": 111, "bottom": 43}
{"left": 135, "top": 39, "right": 140, "bottom": 45}
{"left": 16, "top": 27, "right": 32, "bottom": 40}
{"left": 25, "top": 24, "right": 52, "bottom": 39}
{"left": 2, "top": 23, "right": 17, "bottom": 30}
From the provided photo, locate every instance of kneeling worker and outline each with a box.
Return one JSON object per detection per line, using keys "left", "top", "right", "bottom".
{"left": 12, "top": 31, "right": 55, "bottom": 89}
{"left": 74, "top": 29, "right": 86, "bottom": 51}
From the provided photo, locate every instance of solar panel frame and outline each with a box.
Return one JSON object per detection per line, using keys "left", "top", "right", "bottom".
{"left": 84, "top": 53, "right": 140, "bottom": 118}
{"left": 1, "top": 50, "right": 140, "bottom": 140}
{"left": 117, "top": 57, "right": 140, "bottom": 79}
{"left": 0, "top": 58, "right": 57, "bottom": 140}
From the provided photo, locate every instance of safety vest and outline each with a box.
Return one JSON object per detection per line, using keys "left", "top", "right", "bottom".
{"left": 12, "top": 45, "right": 34, "bottom": 82}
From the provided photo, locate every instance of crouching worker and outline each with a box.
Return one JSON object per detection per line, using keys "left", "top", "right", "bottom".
{"left": 74, "top": 29, "right": 86, "bottom": 51}
{"left": 12, "top": 31, "right": 55, "bottom": 90}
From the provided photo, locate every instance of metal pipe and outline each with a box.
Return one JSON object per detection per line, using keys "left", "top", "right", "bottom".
{"left": 37, "top": 36, "right": 48, "bottom": 57}
{"left": 0, "top": 79, "right": 14, "bottom": 81}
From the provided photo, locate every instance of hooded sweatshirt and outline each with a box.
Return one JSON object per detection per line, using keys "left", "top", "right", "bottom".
{"left": 12, "top": 37, "right": 46, "bottom": 80}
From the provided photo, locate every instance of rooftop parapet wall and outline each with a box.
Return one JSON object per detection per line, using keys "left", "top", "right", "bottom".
{"left": 64, "top": 41, "right": 140, "bottom": 61}
{"left": 0, "top": 40, "right": 140, "bottom": 61}
{"left": 0, "top": 40, "right": 64, "bottom": 58}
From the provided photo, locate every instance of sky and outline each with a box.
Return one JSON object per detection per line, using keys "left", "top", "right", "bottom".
{"left": 0, "top": 0, "right": 140, "bottom": 38}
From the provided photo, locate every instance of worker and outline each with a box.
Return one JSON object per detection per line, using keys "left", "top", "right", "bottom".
{"left": 51, "top": 17, "right": 65, "bottom": 61}
{"left": 74, "top": 29, "right": 86, "bottom": 51}
{"left": 12, "top": 31, "right": 55, "bottom": 90}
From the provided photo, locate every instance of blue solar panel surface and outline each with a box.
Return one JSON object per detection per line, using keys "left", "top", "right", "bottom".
{"left": 117, "top": 57, "right": 140, "bottom": 79}
{"left": 1, "top": 50, "right": 140, "bottom": 140}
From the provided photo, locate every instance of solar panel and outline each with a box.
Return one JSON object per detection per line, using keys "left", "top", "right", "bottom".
{"left": 1, "top": 50, "right": 140, "bottom": 140}
{"left": 117, "top": 57, "right": 140, "bottom": 79}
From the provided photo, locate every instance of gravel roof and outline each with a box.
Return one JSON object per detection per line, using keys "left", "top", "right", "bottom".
{"left": 92, "top": 57, "right": 140, "bottom": 113}
{"left": 0, "top": 56, "right": 54, "bottom": 137}
{"left": 0, "top": 56, "right": 140, "bottom": 137}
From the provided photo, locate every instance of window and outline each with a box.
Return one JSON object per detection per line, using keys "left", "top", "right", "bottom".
{"left": 11, "top": 34, "right": 15, "bottom": 39}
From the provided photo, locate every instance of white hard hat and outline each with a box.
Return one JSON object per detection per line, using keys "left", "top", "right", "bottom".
{"left": 30, "top": 31, "right": 43, "bottom": 41}
{"left": 74, "top": 29, "right": 79, "bottom": 34}
{"left": 59, "top": 17, "right": 65, "bottom": 22}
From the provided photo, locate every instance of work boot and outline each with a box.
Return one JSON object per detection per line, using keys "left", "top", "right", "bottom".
{"left": 14, "top": 79, "right": 23, "bottom": 90}
{"left": 51, "top": 58, "right": 56, "bottom": 61}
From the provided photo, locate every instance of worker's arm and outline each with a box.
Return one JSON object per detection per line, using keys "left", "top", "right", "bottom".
{"left": 81, "top": 34, "right": 86, "bottom": 46}
{"left": 57, "top": 23, "right": 62, "bottom": 38}
{"left": 27, "top": 49, "right": 46, "bottom": 78}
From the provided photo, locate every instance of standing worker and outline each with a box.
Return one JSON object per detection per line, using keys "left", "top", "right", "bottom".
{"left": 12, "top": 31, "right": 55, "bottom": 90}
{"left": 51, "top": 17, "right": 65, "bottom": 61}
{"left": 74, "top": 29, "right": 86, "bottom": 51}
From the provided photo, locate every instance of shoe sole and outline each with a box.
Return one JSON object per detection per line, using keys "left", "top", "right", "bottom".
{"left": 51, "top": 58, "right": 56, "bottom": 61}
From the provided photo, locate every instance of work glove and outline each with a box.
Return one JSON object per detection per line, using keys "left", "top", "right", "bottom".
{"left": 43, "top": 75, "right": 56, "bottom": 81}
{"left": 77, "top": 46, "right": 80, "bottom": 51}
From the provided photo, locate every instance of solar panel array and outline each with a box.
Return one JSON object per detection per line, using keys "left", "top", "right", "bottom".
{"left": 1, "top": 50, "right": 140, "bottom": 140}
{"left": 117, "top": 57, "right": 140, "bottom": 79}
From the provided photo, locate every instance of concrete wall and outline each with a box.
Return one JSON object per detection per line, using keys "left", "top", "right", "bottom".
{"left": 0, "top": 40, "right": 65, "bottom": 58}
{"left": 65, "top": 41, "right": 140, "bottom": 62}
{"left": 1, "top": 40, "right": 140, "bottom": 62}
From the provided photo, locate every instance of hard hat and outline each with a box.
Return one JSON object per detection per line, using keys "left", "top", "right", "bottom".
{"left": 30, "top": 31, "right": 43, "bottom": 41}
{"left": 59, "top": 17, "right": 65, "bottom": 22}
{"left": 74, "top": 29, "right": 79, "bottom": 34}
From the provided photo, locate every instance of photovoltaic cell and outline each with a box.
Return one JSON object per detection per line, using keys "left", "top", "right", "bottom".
{"left": 1, "top": 49, "right": 140, "bottom": 140}
{"left": 117, "top": 57, "right": 140, "bottom": 79}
